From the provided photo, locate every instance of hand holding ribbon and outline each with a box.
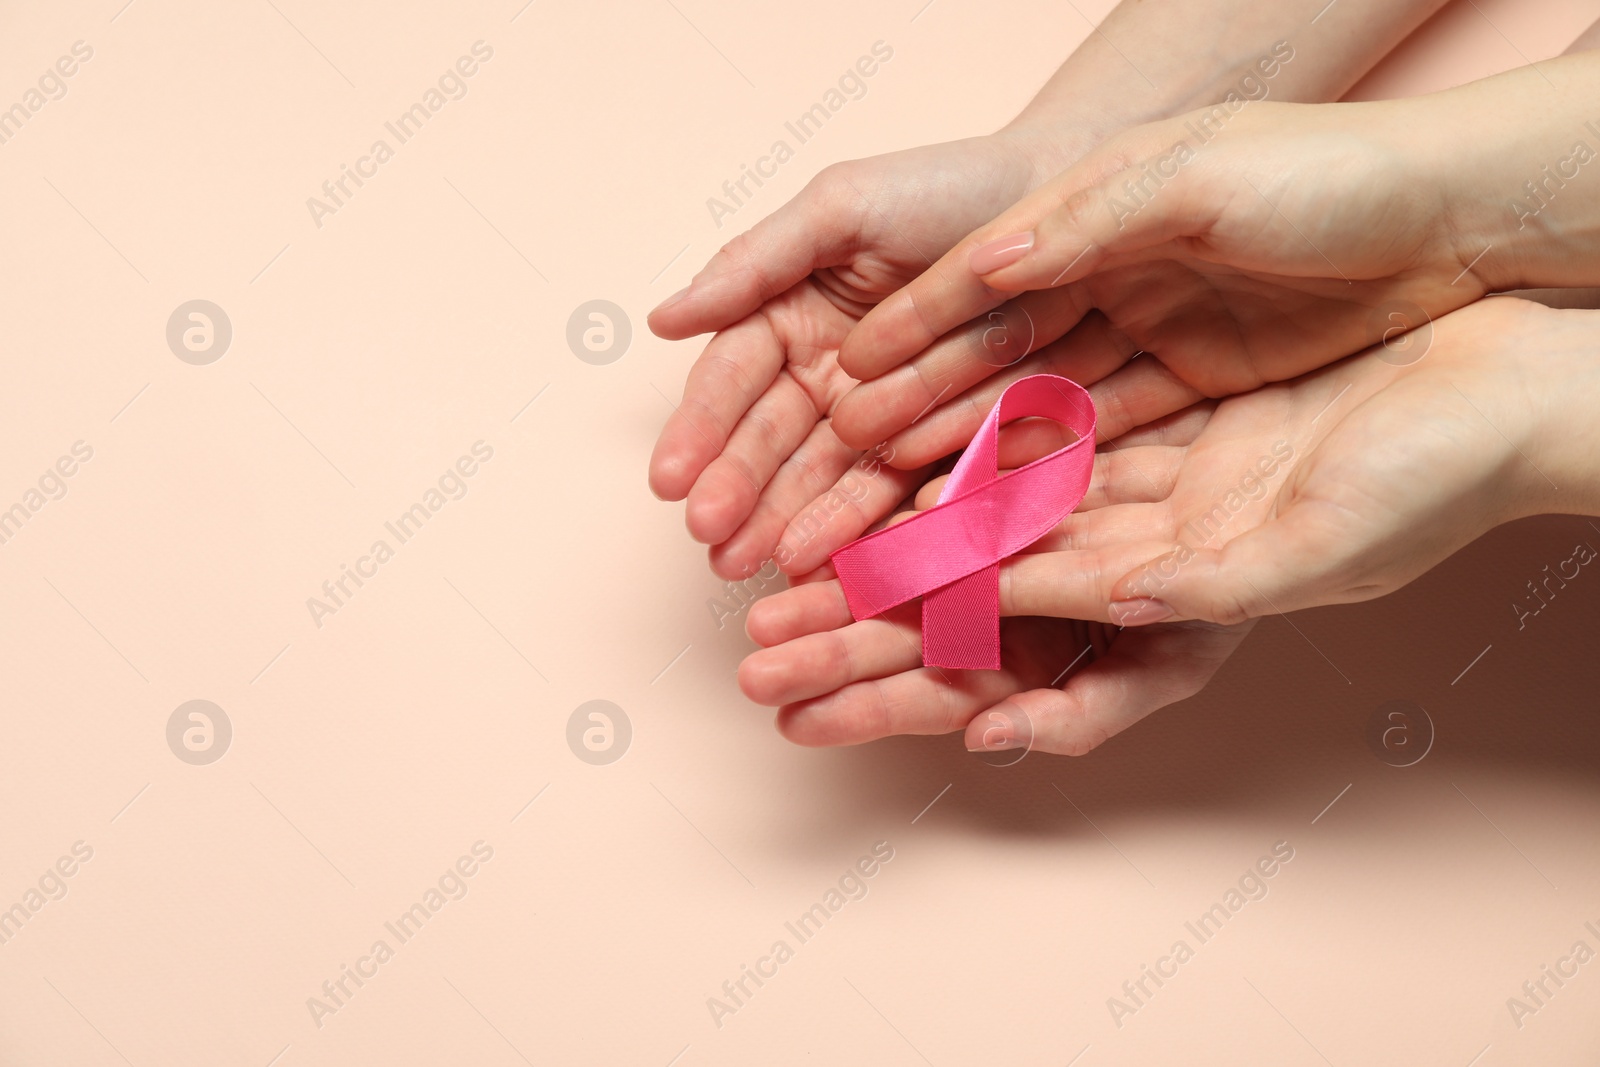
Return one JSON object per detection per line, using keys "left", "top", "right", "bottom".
{"left": 830, "top": 374, "right": 1097, "bottom": 670}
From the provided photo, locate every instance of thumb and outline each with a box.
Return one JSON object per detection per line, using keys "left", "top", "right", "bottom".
{"left": 1108, "top": 507, "right": 1347, "bottom": 627}
{"left": 647, "top": 168, "right": 860, "bottom": 340}
{"left": 969, "top": 119, "right": 1225, "bottom": 293}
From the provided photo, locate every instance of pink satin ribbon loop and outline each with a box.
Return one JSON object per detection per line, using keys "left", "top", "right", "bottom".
{"left": 830, "top": 374, "right": 1097, "bottom": 670}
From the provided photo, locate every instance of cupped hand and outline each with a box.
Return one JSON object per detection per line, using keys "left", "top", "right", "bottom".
{"left": 738, "top": 394, "right": 1255, "bottom": 755}
{"left": 646, "top": 131, "right": 1078, "bottom": 581}
{"left": 741, "top": 297, "right": 1572, "bottom": 755}
{"left": 829, "top": 95, "right": 1492, "bottom": 459}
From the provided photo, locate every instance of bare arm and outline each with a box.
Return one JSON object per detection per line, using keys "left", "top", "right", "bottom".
{"left": 1007, "top": 0, "right": 1452, "bottom": 174}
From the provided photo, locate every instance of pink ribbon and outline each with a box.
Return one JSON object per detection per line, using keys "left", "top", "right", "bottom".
{"left": 830, "top": 374, "right": 1097, "bottom": 670}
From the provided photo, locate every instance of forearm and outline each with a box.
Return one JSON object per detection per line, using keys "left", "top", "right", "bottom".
{"left": 1421, "top": 53, "right": 1600, "bottom": 294}
{"left": 1003, "top": 0, "right": 1449, "bottom": 173}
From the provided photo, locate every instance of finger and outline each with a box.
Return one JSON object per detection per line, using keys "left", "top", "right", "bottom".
{"left": 780, "top": 537, "right": 1173, "bottom": 623}
{"left": 772, "top": 452, "right": 932, "bottom": 576}
{"left": 774, "top": 662, "right": 1019, "bottom": 746}
{"left": 1080, "top": 447, "right": 1183, "bottom": 509}
{"left": 745, "top": 580, "right": 853, "bottom": 647}
{"left": 649, "top": 316, "right": 784, "bottom": 501}
{"left": 972, "top": 119, "right": 1231, "bottom": 293}
{"left": 789, "top": 561, "right": 838, "bottom": 586}
{"left": 686, "top": 369, "right": 831, "bottom": 544}
{"left": 962, "top": 621, "right": 1253, "bottom": 756}
{"left": 1105, "top": 402, "right": 1213, "bottom": 449}
{"left": 1087, "top": 354, "right": 1207, "bottom": 440}
{"left": 830, "top": 288, "right": 1099, "bottom": 450}
{"left": 981, "top": 395, "right": 1207, "bottom": 471}
{"left": 1001, "top": 542, "right": 1179, "bottom": 621}
{"left": 911, "top": 443, "right": 1180, "bottom": 516}
{"left": 1032, "top": 505, "right": 1177, "bottom": 555}
{"left": 706, "top": 422, "right": 862, "bottom": 580}
{"left": 739, "top": 609, "right": 925, "bottom": 707}
{"left": 867, "top": 319, "right": 1126, "bottom": 467}
{"left": 970, "top": 354, "right": 1205, "bottom": 466}
{"left": 647, "top": 173, "right": 860, "bottom": 340}
{"left": 881, "top": 329, "right": 1202, "bottom": 470}
{"left": 984, "top": 354, "right": 1205, "bottom": 462}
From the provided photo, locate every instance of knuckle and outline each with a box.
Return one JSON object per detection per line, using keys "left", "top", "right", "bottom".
{"left": 810, "top": 160, "right": 854, "bottom": 194}
{"left": 677, "top": 393, "right": 727, "bottom": 441}
{"left": 1050, "top": 184, "right": 1103, "bottom": 236}
{"left": 1202, "top": 588, "right": 1258, "bottom": 627}
{"left": 700, "top": 350, "right": 753, "bottom": 395}
{"left": 740, "top": 404, "right": 782, "bottom": 448}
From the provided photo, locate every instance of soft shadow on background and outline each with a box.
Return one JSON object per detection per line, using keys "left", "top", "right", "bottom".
{"left": 729, "top": 512, "right": 1600, "bottom": 847}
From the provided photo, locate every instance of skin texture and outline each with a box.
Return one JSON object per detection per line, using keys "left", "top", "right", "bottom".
{"left": 645, "top": 4, "right": 1600, "bottom": 759}
{"left": 831, "top": 55, "right": 1600, "bottom": 468}
{"left": 740, "top": 298, "right": 1600, "bottom": 757}
{"left": 646, "top": 134, "right": 1051, "bottom": 583}
{"left": 646, "top": 0, "right": 1453, "bottom": 583}
{"left": 830, "top": 96, "right": 1483, "bottom": 459}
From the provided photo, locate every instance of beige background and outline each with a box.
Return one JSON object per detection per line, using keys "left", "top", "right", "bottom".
{"left": 2, "top": 0, "right": 1599, "bottom": 1063}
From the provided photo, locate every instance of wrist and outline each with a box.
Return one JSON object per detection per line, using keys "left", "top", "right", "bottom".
{"left": 996, "top": 43, "right": 1223, "bottom": 186}
{"left": 1517, "top": 305, "right": 1600, "bottom": 518}
{"left": 1424, "top": 58, "right": 1600, "bottom": 293}
{"left": 990, "top": 117, "right": 1100, "bottom": 190}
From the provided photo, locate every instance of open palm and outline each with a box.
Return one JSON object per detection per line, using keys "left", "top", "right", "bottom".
{"left": 738, "top": 298, "right": 1552, "bottom": 755}
{"left": 647, "top": 133, "right": 1066, "bottom": 581}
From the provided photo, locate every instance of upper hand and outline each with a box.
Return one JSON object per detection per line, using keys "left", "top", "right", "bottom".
{"left": 827, "top": 96, "right": 1491, "bottom": 460}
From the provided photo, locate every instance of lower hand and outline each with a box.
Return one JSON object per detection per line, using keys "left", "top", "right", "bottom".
{"left": 738, "top": 298, "right": 1600, "bottom": 754}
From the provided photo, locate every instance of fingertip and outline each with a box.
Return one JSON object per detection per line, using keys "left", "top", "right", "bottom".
{"left": 912, "top": 476, "right": 947, "bottom": 510}
{"left": 708, "top": 518, "right": 784, "bottom": 584}
{"left": 645, "top": 285, "right": 699, "bottom": 339}
{"left": 1108, "top": 550, "right": 1181, "bottom": 603}
{"left": 736, "top": 653, "right": 768, "bottom": 704}
{"left": 737, "top": 648, "right": 790, "bottom": 706}
{"left": 960, "top": 703, "right": 1031, "bottom": 754}
{"left": 708, "top": 546, "right": 757, "bottom": 584}
{"left": 786, "top": 560, "right": 838, "bottom": 585}
{"left": 776, "top": 543, "right": 830, "bottom": 580}
{"left": 967, "top": 231, "right": 1035, "bottom": 276}
{"left": 774, "top": 702, "right": 831, "bottom": 746}
{"left": 967, "top": 266, "right": 1038, "bottom": 293}
{"left": 829, "top": 389, "right": 878, "bottom": 451}
{"left": 834, "top": 343, "right": 867, "bottom": 383}
{"left": 685, "top": 502, "right": 734, "bottom": 546}
{"left": 772, "top": 537, "right": 807, "bottom": 576}
{"left": 648, "top": 427, "right": 712, "bottom": 502}
{"left": 1011, "top": 690, "right": 1112, "bottom": 758}
{"left": 835, "top": 301, "right": 898, "bottom": 381}
{"left": 684, "top": 470, "right": 755, "bottom": 546}
{"left": 1107, "top": 598, "right": 1176, "bottom": 628}
{"left": 647, "top": 455, "right": 691, "bottom": 502}
{"left": 830, "top": 417, "right": 876, "bottom": 453}
{"left": 744, "top": 581, "right": 846, "bottom": 645}
{"left": 646, "top": 317, "right": 690, "bottom": 342}
{"left": 744, "top": 601, "right": 784, "bottom": 647}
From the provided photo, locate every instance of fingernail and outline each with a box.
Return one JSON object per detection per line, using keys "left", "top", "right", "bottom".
{"left": 968, "top": 232, "right": 1034, "bottom": 275}
{"left": 654, "top": 285, "right": 692, "bottom": 313}
{"left": 1108, "top": 598, "right": 1175, "bottom": 627}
